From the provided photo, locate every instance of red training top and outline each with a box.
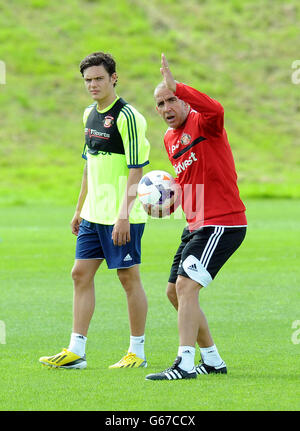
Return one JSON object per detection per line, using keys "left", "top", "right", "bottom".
{"left": 164, "top": 82, "right": 247, "bottom": 231}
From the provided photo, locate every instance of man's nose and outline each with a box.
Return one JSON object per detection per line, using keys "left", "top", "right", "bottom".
{"left": 90, "top": 79, "right": 98, "bottom": 87}
{"left": 163, "top": 101, "right": 172, "bottom": 112}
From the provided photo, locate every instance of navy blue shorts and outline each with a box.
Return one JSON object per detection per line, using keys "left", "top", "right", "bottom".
{"left": 75, "top": 219, "right": 145, "bottom": 269}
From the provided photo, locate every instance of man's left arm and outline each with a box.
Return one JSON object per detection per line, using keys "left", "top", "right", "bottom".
{"left": 111, "top": 106, "right": 150, "bottom": 246}
{"left": 112, "top": 167, "right": 143, "bottom": 246}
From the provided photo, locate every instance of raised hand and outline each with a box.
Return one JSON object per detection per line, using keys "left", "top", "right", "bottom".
{"left": 160, "top": 53, "right": 177, "bottom": 93}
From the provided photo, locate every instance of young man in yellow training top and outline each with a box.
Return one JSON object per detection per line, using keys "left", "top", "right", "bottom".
{"left": 39, "top": 52, "right": 150, "bottom": 369}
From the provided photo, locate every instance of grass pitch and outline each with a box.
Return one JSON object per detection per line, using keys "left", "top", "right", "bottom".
{"left": 0, "top": 199, "right": 299, "bottom": 411}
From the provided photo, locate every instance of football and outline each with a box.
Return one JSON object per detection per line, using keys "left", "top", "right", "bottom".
{"left": 137, "top": 170, "right": 178, "bottom": 217}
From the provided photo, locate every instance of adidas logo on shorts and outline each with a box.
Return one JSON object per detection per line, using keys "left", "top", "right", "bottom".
{"left": 187, "top": 263, "right": 198, "bottom": 271}
{"left": 123, "top": 253, "right": 133, "bottom": 262}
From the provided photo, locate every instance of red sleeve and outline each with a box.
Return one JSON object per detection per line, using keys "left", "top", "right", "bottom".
{"left": 175, "top": 82, "right": 224, "bottom": 135}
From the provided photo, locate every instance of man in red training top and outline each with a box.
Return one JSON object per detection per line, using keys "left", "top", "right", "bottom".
{"left": 146, "top": 54, "right": 247, "bottom": 381}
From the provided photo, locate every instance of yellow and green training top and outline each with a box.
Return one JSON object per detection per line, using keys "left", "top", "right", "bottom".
{"left": 80, "top": 97, "right": 150, "bottom": 225}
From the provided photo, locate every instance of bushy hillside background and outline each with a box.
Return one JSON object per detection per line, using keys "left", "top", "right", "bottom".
{"left": 0, "top": 0, "right": 299, "bottom": 206}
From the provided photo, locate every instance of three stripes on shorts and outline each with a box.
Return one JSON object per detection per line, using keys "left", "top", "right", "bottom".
{"left": 200, "top": 226, "right": 225, "bottom": 269}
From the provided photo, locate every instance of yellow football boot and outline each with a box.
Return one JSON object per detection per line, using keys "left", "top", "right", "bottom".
{"left": 39, "top": 348, "right": 87, "bottom": 369}
{"left": 109, "top": 352, "right": 147, "bottom": 369}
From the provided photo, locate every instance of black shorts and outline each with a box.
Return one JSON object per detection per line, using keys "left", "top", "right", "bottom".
{"left": 168, "top": 226, "right": 247, "bottom": 287}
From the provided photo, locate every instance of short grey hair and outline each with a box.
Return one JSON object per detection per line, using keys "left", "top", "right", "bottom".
{"left": 154, "top": 81, "right": 167, "bottom": 98}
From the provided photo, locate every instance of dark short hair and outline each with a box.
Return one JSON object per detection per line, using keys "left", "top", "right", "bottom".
{"left": 79, "top": 52, "right": 117, "bottom": 85}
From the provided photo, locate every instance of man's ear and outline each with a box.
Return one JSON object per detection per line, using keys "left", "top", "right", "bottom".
{"left": 111, "top": 72, "right": 118, "bottom": 86}
{"left": 184, "top": 102, "right": 190, "bottom": 111}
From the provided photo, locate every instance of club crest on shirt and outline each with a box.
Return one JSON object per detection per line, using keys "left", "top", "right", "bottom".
{"left": 180, "top": 133, "right": 191, "bottom": 146}
{"left": 103, "top": 115, "right": 114, "bottom": 128}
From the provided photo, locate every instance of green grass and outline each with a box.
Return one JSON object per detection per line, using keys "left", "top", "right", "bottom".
{"left": 0, "top": 0, "right": 299, "bottom": 411}
{"left": 0, "top": 199, "right": 299, "bottom": 411}
{"left": 0, "top": 0, "right": 300, "bottom": 206}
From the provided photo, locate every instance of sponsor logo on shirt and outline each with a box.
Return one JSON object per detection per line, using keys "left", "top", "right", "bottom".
{"left": 174, "top": 152, "right": 198, "bottom": 175}
{"left": 85, "top": 128, "right": 110, "bottom": 140}
{"left": 170, "top": 142, "right": 180, "bottom": 154}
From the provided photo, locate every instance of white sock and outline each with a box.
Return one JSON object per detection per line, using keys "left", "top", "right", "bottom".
{"left": 178, "top": 346, "right": 195, "bottom": 371}
{"left": 68, "top": 332, "right": 87, "bottom": 357}
{"left": 200, "top": 345, "right": 223, "bottom": 367}
{"left": 128, "top": 335, "right": 145, "bottom": 359}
